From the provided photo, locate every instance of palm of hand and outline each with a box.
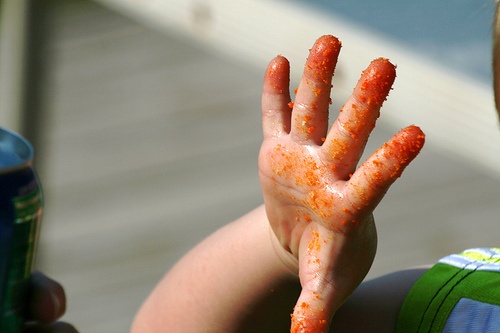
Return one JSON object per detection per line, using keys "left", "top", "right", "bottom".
{"left": 260, "top": 135, "right": 374, "bottom": 254}
{"left": 259, "top": 35, "right": 425, "bottom": 332}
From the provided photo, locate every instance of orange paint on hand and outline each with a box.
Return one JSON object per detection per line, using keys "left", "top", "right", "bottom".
{"left": 307, "top": 229, "right": 322, "bottom": 252}
{"left": 357, "top": 58, "right": 395, "bottom": 107}
{"left": 291, "top": 311, "right": 328, "bottom": 333}
{"left": 380, "top": 125, "right": 425, "bottom": 179}
{"left": 347, "top": 125, "right": 425, "bottom": 212}
{"left": 269, "top": 144, "right": 338, "bottom": 222}
{"left": 304, "top": 35, "right": 342, "bottom": 85}
{"left": 327, "top": 137, "right": 350, "bottom": 162}
{"left": 264, "top": 55, "right": 290, "bottom": 95}
{"left": 377, "top": 126, "right": 424, "bottom": 174}
{"left": 266, "top": 36, "right": 424, "bottom": 333}
{"left": 337, "top": 58, "right": 396, "bottom": 139}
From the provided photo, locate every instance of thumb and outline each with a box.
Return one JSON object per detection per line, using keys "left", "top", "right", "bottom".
{"left": 291, "top": 223, "right": 376, "bottom": 333}
{"left": 290, "top": 227, "right": 345, "bottom": 333}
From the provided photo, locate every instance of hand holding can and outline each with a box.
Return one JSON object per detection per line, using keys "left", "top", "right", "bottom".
{"left": 0, "top": 128, "right": 43, "bottom": 332}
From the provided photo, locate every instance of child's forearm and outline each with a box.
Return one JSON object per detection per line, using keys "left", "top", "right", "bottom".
{"left": 131, "top": 204, "right": 301, "bottom": 333}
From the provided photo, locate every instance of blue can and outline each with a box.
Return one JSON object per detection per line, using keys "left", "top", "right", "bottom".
{"left": 0, "top": 127, "right": 43, "bottom": 332}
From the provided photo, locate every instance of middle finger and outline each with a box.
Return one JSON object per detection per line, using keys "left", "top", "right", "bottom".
{"left": 290, "top": 35, "right": 342, "bottom": 145}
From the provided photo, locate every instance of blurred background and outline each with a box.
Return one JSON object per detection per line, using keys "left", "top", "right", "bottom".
{"left": 1, "top": 0, "right": 500, "bottom": 331}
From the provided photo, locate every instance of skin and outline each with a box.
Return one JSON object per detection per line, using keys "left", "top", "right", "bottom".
{"left": 21, "top": 4, "right": 500, "bottom": 329}
{"left": 259, "top": 35, "right": 425, "bottom": 332}
{"left": 24, "top": 272, "right": 78, "bottom": 333}
{"left": 131, "top": 34, "right": 425, "bottom": 333}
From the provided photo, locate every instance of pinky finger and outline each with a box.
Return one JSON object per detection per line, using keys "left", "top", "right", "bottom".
{"left": 346, "top": 125, "right": 425, "bottom": 211}
{"left": 261, "top": 56, "right": 292, "bottom": 139}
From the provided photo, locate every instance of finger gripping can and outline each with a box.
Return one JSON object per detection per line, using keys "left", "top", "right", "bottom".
{"left": 0, "top": 128, "right": 43, "bottom": 332}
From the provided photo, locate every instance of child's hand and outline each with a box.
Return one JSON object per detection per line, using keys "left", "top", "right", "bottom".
{"left": 259, "top": 35, "right": 425, "bottom": 332}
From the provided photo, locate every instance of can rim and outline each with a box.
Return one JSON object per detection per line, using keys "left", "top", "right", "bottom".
{"left": 0, "top": 127, "right": 34, "bottom": 174}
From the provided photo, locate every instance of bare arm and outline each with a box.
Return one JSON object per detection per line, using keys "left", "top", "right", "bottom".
{"left": 131, "top": 204, "right": 428, "bottom": 333}
{"left": 132, "top": 35, "right": 425, "bottom": 333}
{"left": 131, "top": 205, "right": 301, "bottom": 333}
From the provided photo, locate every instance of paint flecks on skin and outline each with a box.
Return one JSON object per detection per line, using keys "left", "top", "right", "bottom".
{"left": 263, "top": 35, "right": 425, "bottom": 333}
{"left": 264, "top": 55, "right": 290, "bottom": 94}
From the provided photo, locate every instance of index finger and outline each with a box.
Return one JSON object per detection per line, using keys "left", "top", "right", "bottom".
{"left": 291, "top": 35, "right": 342, "bottom": 144}
{"left": 346, "top": 125, "right": 425, "bottom": 212}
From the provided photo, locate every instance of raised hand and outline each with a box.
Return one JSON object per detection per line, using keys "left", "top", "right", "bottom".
{"left": 259, "top": 35, "right": 425, "bottom": 332}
